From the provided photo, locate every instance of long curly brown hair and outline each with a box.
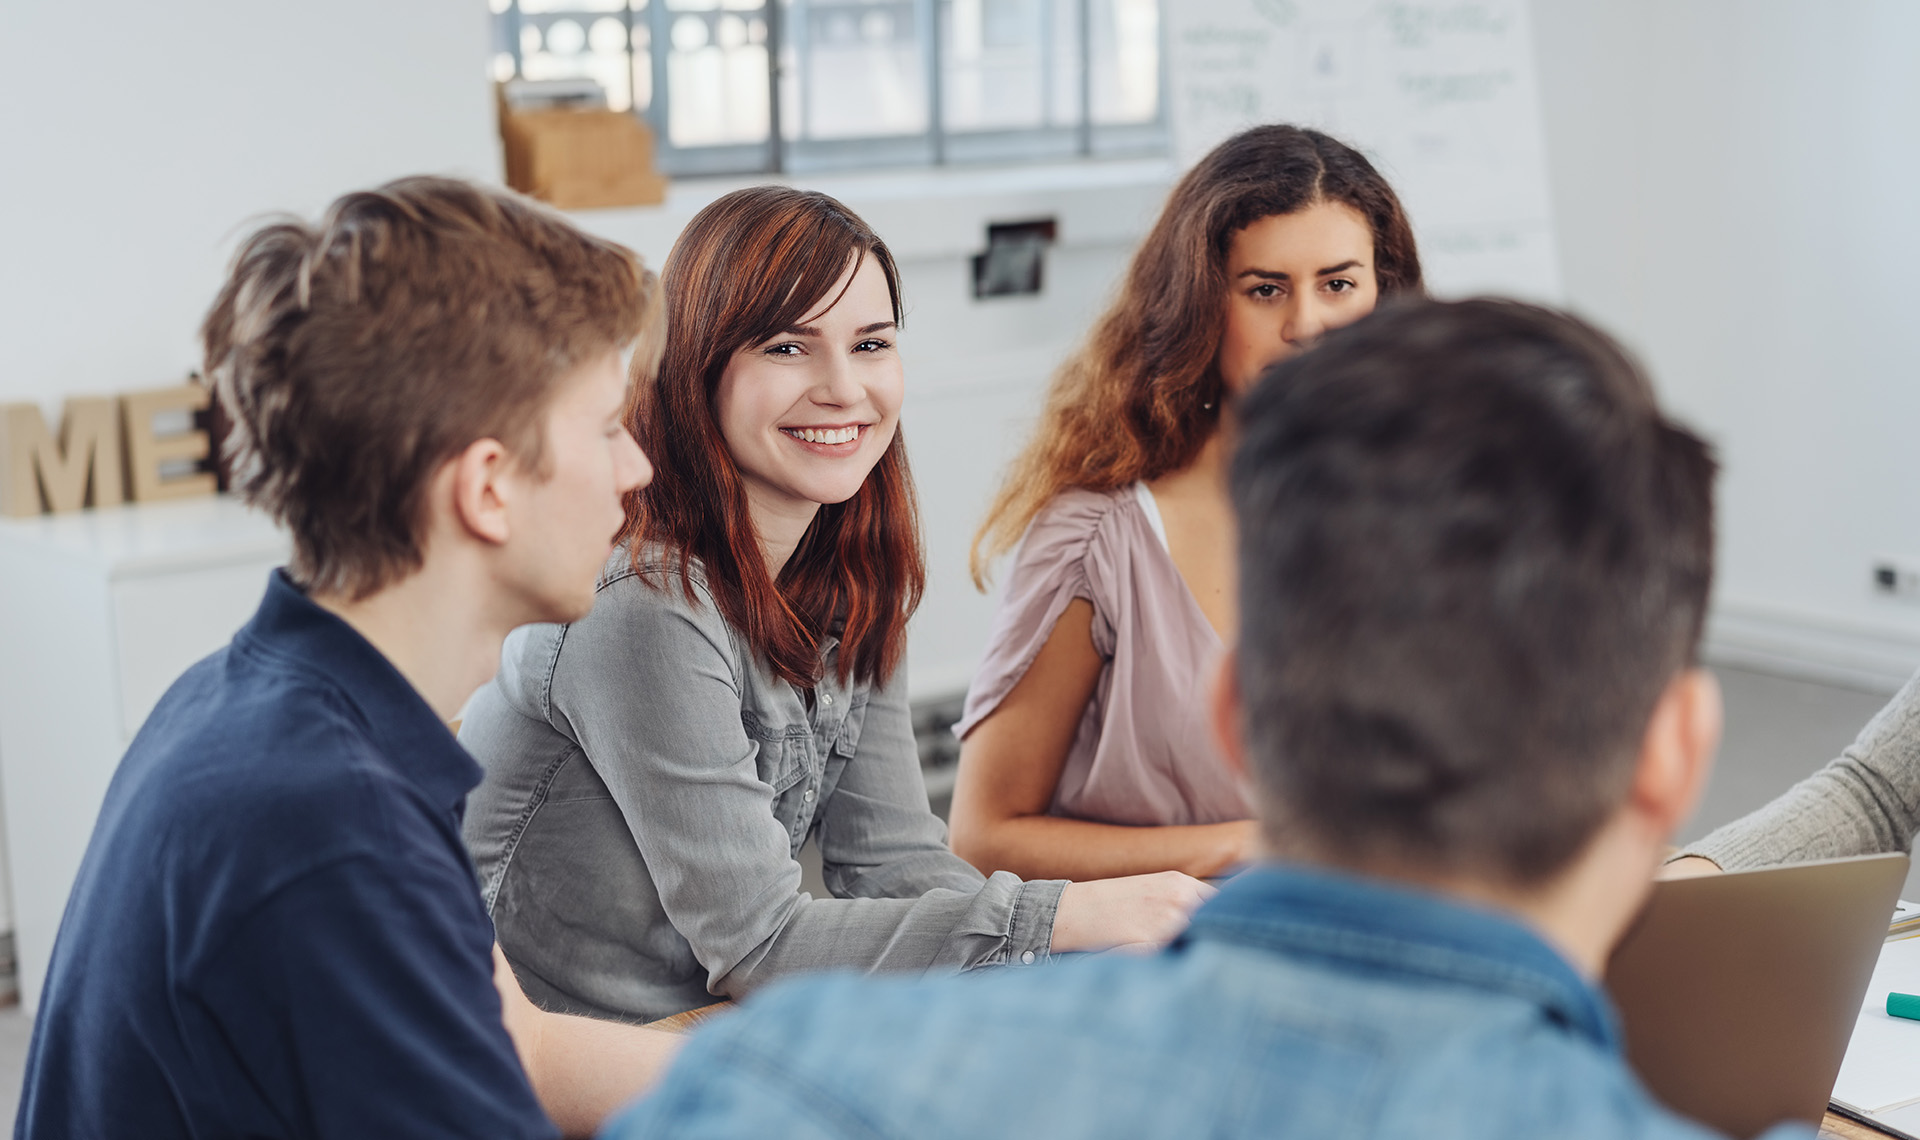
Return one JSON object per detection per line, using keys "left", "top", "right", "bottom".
{"left": 969, "top": 125, "right": 1424, "bottom": 587}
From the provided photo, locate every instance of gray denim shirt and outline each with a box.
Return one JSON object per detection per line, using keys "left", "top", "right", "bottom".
{"left": 460, "top": 548, "right": 1065, "bottom": 1022}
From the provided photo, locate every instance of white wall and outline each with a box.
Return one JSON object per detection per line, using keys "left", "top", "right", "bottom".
{"left": 1532, "top": 0, "right": 1920, "bottom": 691}
{"left": 0, "top": 1, "right": 499, "bottom": 408}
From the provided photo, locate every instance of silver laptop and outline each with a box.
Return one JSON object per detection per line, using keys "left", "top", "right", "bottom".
{"left": 1606, "top": 852, "right": 1909, "bottom": 1139}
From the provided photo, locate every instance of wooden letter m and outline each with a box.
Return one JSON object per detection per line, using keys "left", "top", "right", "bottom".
{"left": 0, "top": 399, "right": 125, "bottom": 517}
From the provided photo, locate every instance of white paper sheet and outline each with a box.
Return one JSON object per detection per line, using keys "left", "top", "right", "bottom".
{"left": 1833, "top": 935, "right": 1920, "bottom": 1115}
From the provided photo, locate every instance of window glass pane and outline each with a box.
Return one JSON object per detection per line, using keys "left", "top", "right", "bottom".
{"left": 517, "top": 8, "right": 644, "bottom": 112}
{"left": 941, "top": 0, "right": 1080, "bottom": 133}
{"left": 782, "top": 0, "right": 928, "bottom": 141}
{"left": 494, "top": 0, "right": 1162, "bottom": 172}
{"left": 1089, "top": 0, "right": 1157, "bottom": 125}
{"left": 664, "top": 3, "right": 772, "bottom": 146}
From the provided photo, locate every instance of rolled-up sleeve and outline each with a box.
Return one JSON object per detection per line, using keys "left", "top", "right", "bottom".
{"left": 548, "top": 571, "right": 1062, "bottom": 1003}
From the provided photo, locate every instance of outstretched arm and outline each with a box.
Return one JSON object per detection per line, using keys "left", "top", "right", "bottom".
{"left": 550, "top": 573, "right": 1150, "bottom": 997}
{"left": 814, "top": 650, "right": 1212, "bottom": 955}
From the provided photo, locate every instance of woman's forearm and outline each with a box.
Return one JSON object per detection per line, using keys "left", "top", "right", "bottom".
{"left": 494, "top": 945, "right": 684, "bottom": 1137}
{"left": 951, "top": 813, "right": 1258, "bottom": 881}
{"left": 527, "top": 1011, "right": 684, "bottom": 1138}
{"left": 707, "top": 874, "right": 1065, "bottom": 996}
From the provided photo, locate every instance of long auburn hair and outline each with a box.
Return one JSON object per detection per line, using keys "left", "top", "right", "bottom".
{"left": 623, "top": 186, "right": 923, "bottom": 689}
{"left": 969, "top": 124, "right": 1424, "bottom": 586}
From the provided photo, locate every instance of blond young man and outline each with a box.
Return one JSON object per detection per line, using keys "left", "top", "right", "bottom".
{"left": 18, "top": 178, "right": 679, "bottom": 1139}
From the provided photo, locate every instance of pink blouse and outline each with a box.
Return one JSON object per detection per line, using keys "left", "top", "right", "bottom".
{"left": 956, "top": 485, "right": 1254, "bottom": 827}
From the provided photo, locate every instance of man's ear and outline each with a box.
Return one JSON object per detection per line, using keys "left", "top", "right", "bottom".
{"left": 1210, "top": 649, "right": 1250, "bottom": 782}
{"left": 1629, "top": 668, "right": 1722, "bottom": 840}
{"left": 445, "top": 437, "right": 513, "bottom": 547}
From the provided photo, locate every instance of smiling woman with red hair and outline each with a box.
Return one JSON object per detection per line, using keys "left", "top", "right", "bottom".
{"left": 458, "top": 186, "right": 1209, "bottom": 1023}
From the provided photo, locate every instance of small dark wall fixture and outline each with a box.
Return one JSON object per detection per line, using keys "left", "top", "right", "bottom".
{"left": 972, "top": 218, "right": 1058, "bottom": 300}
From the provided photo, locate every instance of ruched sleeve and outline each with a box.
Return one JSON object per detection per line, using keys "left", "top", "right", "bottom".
{"left": 956, "top": 489, "right": 1123, "bottom": 740}
{"left": 954, "top": 487, "right": 1250, "bottom": 827}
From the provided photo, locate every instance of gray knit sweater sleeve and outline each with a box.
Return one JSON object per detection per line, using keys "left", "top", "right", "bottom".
{"left": 1676, "top": 669, "right": 1920, "bottom": 870}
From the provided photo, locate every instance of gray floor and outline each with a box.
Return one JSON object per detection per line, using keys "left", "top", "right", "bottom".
{"left": 1680, "top": 666, "right": 1898, "bottom": 851}
{"left": 0, "top": 663, "right": 1901, "bottom": 1126}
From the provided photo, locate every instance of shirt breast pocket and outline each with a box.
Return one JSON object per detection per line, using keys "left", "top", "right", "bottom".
{"left": 743, "top": 711, "right": 811, "bottom": 848}
{"left": 831, "top": 697, "right": 868, "bottom": 760}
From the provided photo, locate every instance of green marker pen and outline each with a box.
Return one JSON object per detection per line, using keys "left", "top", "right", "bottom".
{"left": 1887, "top": 992, "right": 1920, "bottom": 1021}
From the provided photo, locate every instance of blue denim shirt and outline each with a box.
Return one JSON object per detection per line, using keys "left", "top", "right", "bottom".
{"left": 604, "top": 864, "right": 1812, "bottom": 1140}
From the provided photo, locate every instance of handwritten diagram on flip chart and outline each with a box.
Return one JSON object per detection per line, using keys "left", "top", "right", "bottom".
{"left": 1166, "top": 0, "right": 1562, "bottom": 300}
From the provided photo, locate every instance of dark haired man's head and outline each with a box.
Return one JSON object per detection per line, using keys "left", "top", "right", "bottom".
{"left": 1227, "top": 298, "right": 1718, "bottom": 891}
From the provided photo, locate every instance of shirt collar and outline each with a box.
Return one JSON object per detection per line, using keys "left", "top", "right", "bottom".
{"left": 1181, "top": 862, "right": 1620, "bottom": 1050}
{"left": 232, "top": 569, "right": 483, "bottom": 813}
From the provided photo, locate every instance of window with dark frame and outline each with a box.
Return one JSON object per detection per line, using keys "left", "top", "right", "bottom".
{"left": 489, "top": 0, "right": 1166, "bottom": 178}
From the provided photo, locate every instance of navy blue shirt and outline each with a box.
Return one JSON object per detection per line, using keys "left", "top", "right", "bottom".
{"left": 17, "top": 570, "right": 557, "bottom": 1140}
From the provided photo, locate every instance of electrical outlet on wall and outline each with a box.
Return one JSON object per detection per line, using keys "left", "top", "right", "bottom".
{"left": 1872, "top": 557, "right": 1920, "bottom": 601}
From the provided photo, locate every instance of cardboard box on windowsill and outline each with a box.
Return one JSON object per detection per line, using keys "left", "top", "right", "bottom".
{"left": 499, "top": 96, "right": 668, "bottom": 211}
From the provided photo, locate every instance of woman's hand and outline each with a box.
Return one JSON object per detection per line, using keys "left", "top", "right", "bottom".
{"left": 1049, "top": 871, "right": 1216, "bottom": 953}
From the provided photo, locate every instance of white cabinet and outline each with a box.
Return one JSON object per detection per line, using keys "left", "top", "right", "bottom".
{"left": 0, "top": 496, "right": 287, "bottom": 1012}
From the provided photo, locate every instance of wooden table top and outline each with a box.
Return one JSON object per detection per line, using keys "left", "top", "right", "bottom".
{"left": 646, "top": 1001, "right": 730, "bottom": 1036}
{"left": 1822, "top": 1111, "right": 1901, "bottom": 1139}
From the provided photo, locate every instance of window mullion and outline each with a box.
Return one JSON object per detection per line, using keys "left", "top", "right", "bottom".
{"left": 925, "top": 0, "right": 946, "bottom": 165}
{"left": 1076, "top": 0, "right": 1092, "bottom": 156}
{"left": 647, "top": 2, "right": 671, "bottom": 146}
{"left": 507, "top": 3, "right": 524, "bottom": 77}
{"left": 620, "top": 4, "right": 635, "bottom": 116}
{"left": 791, "top": 0, "right": 812, "bottom": 151}
{"left": 766, "top": 1, "right": 786, "bottom": 172}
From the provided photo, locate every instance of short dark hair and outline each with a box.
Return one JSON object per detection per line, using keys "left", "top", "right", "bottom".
{"left": 1230, "top": 298, "right": 1717, "bottom": 886}
{"left": 202, "top": 176, "right": 662, "bottom": 600}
